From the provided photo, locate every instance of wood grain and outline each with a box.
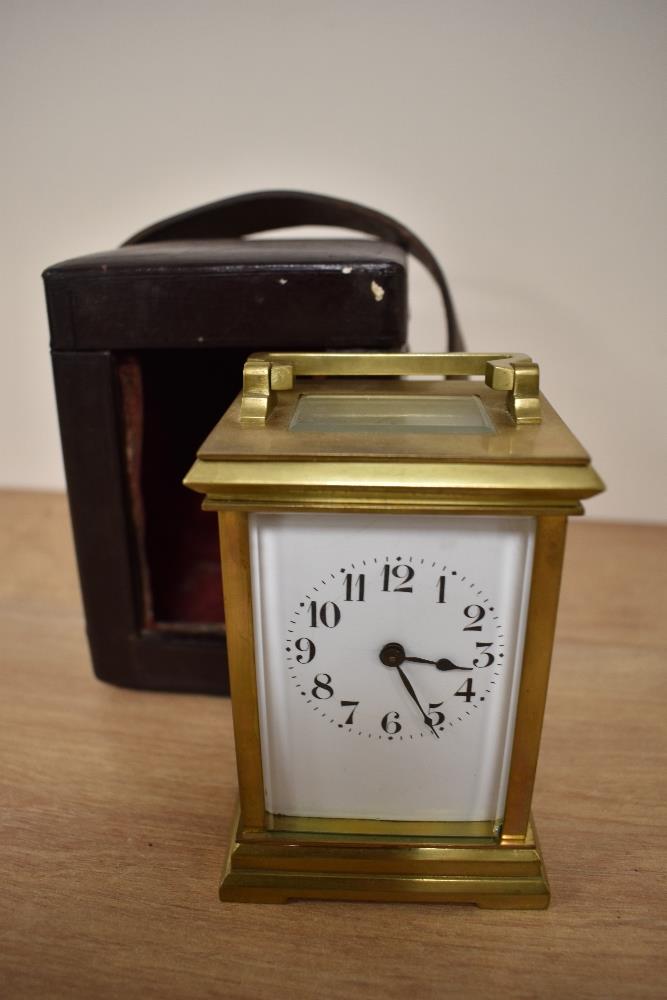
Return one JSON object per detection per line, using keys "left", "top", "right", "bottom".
{"left": 1, "top": 492, "right": 665, "bottom": 1000}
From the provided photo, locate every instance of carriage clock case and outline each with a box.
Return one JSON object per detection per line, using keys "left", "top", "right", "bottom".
{"left": 185, "top": 351, "right": 604, "bottom": 907}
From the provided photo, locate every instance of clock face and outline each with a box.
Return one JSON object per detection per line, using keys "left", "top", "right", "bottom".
{"left": 284, "top": 559, "right": 503, "bottom": 740}
{"left": 249, "top": 513, "right": 535, "bottom": 826}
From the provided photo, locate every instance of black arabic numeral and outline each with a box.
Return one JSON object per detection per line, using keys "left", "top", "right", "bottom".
{"left": 381, "top": 563, "right": 414, "bottom": 593}
{"left": 294, "top": 637, "right": 316, "bottom": 664}
{"left": 308, "top": 600, "right": 341, "bottom": 628}
{"left": 312, "top": 673, "right": 334, "bottom": 699}
{"left": 427, "top": 701, "right": 445, "bottom": 727}
{"left": 455, "top": 678, "right": 477, "bottom": 703}
{"left": 344, "top": 573, "right": 365, "bottom": 602}
{"left": 463, "top": 604, "right": 485, "bottom": 631}
{"left": 381, "top": 710, "right": 402, "bottom": 735}
{"left": 473, "top": 642, "right": 495, "bottom": 668}
{"left": 437, "top": 575, "right": 447, "bottom": 604}
{"left": 340, "top": 700, "right": 360, "bottom": 725}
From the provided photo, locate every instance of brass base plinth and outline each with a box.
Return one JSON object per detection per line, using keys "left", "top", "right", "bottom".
{"left": 219, "top": 812, "right": 550, "bottom": 909}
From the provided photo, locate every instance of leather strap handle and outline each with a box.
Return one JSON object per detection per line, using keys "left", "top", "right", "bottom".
{"left": 123, "top": 190, "right": 464, "bottom": 351}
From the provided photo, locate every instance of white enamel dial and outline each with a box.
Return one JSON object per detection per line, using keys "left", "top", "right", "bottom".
{"left": 249, "top": 513, "right": 535, "bottom": 824}
{"left": 284, "top": 559, "right": 503, "bottom": 740}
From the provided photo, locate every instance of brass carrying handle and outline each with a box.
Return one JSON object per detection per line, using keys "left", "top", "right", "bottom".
{"left": 240, "top": 352, "right": 541, "bottom": 426}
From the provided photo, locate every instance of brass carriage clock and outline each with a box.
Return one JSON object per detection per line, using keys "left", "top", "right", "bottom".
{"left": 185, "top": 352, "right": 603, "bottom": 907}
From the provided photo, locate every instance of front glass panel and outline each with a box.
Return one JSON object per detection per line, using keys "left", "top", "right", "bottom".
{"left": 249, "top": 513, "right": 535, "bottom": 831}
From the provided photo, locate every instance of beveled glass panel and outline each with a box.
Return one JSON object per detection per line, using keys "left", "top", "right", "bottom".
{"left": 289, "top": 393, "right": 495, "bottom": 435}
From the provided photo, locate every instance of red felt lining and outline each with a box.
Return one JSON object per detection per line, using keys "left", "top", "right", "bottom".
{"left": 118, "top": 349, "right": 248, "bottom": 630}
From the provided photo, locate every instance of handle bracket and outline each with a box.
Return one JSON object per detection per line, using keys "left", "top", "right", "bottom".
{"left": 240, "top": 352, "right": 541, "bottom": 427}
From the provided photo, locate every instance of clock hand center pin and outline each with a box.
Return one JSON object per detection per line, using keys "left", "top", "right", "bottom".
{"left": 378, "top": 642, "right": 406, "bottom": 668}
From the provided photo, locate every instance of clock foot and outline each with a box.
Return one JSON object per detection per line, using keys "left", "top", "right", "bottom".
{"left": 474, "top": 893, "right": 549, "bottom": 910}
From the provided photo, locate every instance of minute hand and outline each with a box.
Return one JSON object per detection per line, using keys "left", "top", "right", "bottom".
{"left": 404, "top": 655, "right": 472, "bottom": 672}
{"left": 395, "top": 665, "right": 439, "bottom": 738}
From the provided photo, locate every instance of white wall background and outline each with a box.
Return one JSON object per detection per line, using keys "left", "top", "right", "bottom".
{"left": 1, "top": 0, "right": 665, "bottom": 521}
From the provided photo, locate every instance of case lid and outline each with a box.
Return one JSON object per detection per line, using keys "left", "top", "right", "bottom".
{"left": 44, "top": 240, "right": 407, "bottom": 351}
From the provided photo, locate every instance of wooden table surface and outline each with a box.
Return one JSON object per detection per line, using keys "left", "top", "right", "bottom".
{"left": 1, "top": 491, "right": 665, "bottom": 999}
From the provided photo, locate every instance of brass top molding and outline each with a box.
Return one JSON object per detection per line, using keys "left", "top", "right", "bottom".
{"left": 239, "top": 352, "right": 541, "bottom": 427}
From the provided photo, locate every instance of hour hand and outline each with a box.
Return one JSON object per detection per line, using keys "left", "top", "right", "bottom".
{"left": 402, "top": 654, "right": 472, "bottom": 672}
{"left": 433, "top": 658, "right": 472, "bottom": 672}
{"left": 378, "top": 643, "right": 472, "bottom": 673}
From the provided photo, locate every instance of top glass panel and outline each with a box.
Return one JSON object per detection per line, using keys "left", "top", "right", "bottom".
{"left": 289, "top": 393, "right": 495, "bottom": 435}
